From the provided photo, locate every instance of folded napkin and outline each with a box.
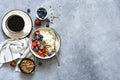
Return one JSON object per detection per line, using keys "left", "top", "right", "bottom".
{"left": 15, "top": 52, "right": 34, "bottom": 72}
{"left": 0, "top": 37, "right": 30, "bottom": 67}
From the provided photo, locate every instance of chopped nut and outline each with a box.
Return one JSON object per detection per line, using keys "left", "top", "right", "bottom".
{"left": 50, "top": 16, "right": 53, "bottom": 18}
{"left": 50, "top": 5, "right": 52, "bottom": 8}
{"left": 50, "top": 21, "right": 53, "bottom": 24}
{"left": 53, "top": 16, "right": 55, "bottom": 18}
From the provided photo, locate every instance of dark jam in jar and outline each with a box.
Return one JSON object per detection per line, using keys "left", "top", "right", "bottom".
{"left": 7, "top": 15, "right": 24, "bottom": 32}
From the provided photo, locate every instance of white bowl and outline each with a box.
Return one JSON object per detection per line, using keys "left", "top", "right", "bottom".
{"left": 29, "top": 27, "right": 61, "bottom": 59}
{"left": 36, "top": 7, "right": 48, "bottom": 20}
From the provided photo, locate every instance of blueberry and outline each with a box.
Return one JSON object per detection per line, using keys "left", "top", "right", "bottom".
{"left": 38, "top": 45, "right": 41, "bottom": 49}
{"left": 46, "top": 18, "right": 50, "bottom": 22}
{"left": 32, "top": 38, "right": 36, "bottom": 42}
{"left": 38, "top": 62, "right": 42, "bottom": 66}
{"left": 38, "top": 12, "right": 42, "bottom": 16}
{"left": 42, "top": 16, "right": 45, "bottom": 19}
{"left": 38, "top": 35, "right": 43, "bottom": 41}
{"left": 38, "top": 38, "right": 42, "bottom": 41}
{"left": 40, "top": 9, "right": 44, "bottom": 12}
{"left": 44, "top": 10, "right": 47, "bottom": 14}
{"left": 38, "top": 35, "right": 43, "bottom": 40}
{"left": 42, "top": 14, "right": 45, "bottom": 17}
{"left": 46, "top": 22, "right": 49, "bottom": 27}
{"left": 43, "top": 45, "right": 46, "bottom": 49}
{"left": 48, "top": 53, "right": 52, "bottom": 56}
{"left": 38, "top": 13, "right": 43, "bottom": 18}
{"left": 27, "top": 9, "right": 31, "bottom": 13}
{"left": 38, "top": 15, "right": 42, "bottom": 18}
{"left": 34, "top": 47, "right": 39, "bottom": 52}
{"left": 41, "top": 40, "right": 45, "bottom": 44}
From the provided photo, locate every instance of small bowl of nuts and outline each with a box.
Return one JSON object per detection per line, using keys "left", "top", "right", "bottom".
{"left": 19, "top": 58, "right": 35, "bottom": 74}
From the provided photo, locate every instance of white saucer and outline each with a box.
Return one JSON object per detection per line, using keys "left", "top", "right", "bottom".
{"left": 2, "top": 10, "right": 32, "bottom": 39}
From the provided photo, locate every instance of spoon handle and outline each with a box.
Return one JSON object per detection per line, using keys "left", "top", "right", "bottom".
{"left": 56, "top": 52, "right": 60, "bottom": 66}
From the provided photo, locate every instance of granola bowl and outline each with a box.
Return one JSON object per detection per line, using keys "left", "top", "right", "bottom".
{"left": 29, "top": 27, "right": 60, "bottom": 59}
{"left": 19, "top": 58, "right": 35, "bottom": 74}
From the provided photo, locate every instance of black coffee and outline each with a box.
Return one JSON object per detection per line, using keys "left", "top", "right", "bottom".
{"left": 7, "top": 15, "right": 24, "bottom": 32}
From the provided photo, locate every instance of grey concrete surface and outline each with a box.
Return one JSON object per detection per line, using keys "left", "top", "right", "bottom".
{"left": 0, "top": 0, "right": 120, "bottom": 80}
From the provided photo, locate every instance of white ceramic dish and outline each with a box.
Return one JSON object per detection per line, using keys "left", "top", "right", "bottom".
{"left": 29, "top": 27, "right": 60, "bottom": 59}
{"left": 2, "top": 10, "right": 32, "bottom": 39}
{"left": 36, "top": 7, "right": 48, "bottom": 20}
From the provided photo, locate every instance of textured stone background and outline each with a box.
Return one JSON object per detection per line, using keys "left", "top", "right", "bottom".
{"left": 0, "top": 0, "right": 120, "bottom": 80}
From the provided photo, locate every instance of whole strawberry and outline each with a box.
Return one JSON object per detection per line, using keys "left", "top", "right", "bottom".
{"left": 10, "top": 61, "right": 16, "bottom": 67}
{"left": 35, "top": 19, "right": 41, "bottom": 26}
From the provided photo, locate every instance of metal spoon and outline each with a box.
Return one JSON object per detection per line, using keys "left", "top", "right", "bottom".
{"left": 54, "top": 34, "right": 60, "bottom": 66}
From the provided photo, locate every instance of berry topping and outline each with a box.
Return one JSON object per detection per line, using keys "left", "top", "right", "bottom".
{"left": 10, "top": 61, "right": 16, "bottom": 67}
{"left": 35, "top": 19, "right": 41, "bottom": 26}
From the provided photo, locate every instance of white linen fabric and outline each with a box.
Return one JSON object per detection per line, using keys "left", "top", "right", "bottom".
{"left": 15, "top": 52, "right": 34, "bottom": 72}
{"left": 0, "top": 37, "right": 30, "bottom": 67}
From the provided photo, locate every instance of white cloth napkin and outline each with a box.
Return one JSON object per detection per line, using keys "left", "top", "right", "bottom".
{"left": 0, "top": 37, "right": 30, "bottom": 67}
{"left": 15, "top": 52, "right": 34, "bottom": 72}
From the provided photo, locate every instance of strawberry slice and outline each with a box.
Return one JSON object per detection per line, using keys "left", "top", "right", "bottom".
{"left": 31, "top": 45, "right": 34, "bottom": 49}
{"left": 35, "top": 30, "right": 40, "bottom": 35}
{"left": 38, "top": 50, "right": 43, "bottom": 55}
{"left": 37, "top": 50, "right": 46, "bottom": 57}
{"left": 32, "top": 41, "right": 37, "bottom": 47}
{"left": 40, "top": 53, "right": 45, "bottom": 57}
{"left": 37, "top": 41, "right": 41, "bottom": 45}
{"left": 42, "top": 48, "right": 46, "bottom": 53}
